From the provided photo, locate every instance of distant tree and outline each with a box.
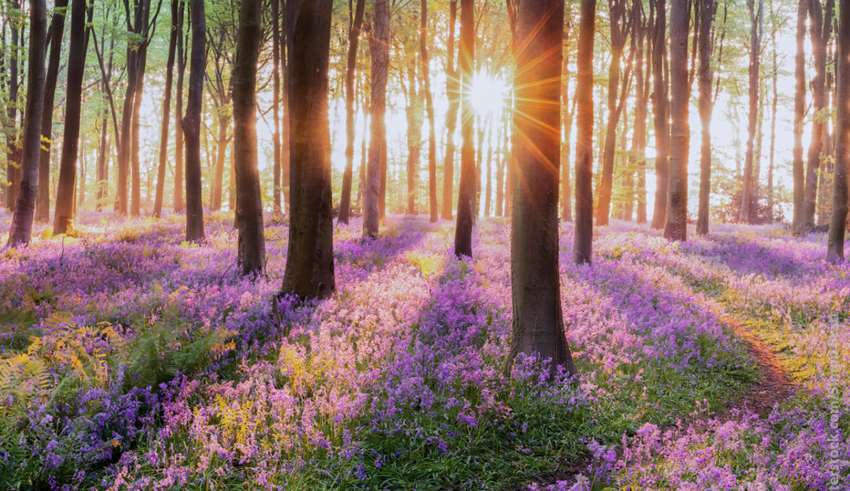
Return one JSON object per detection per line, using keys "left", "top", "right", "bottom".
{"left": 630, "top": 0, "right": 650, "bottom": 225}
{"left": 338, "top": 0, "right": 366, "bottom": 225}
{"left": 574, "top": 0, "right": 596, "bottom": 264}
{"left": 232, "top": 0, "right": 264, "bottom": 275}
{"left": 696, "top": 0, "right": 717, "bottom": 235}
{"left": 421, "top": 0, "right": 438, "bottom": 223}
{"left": 153, "top": 0, "right": 179, "bottom": 219}
{"left": 740, "top": 0, "right": 763, "bottom": 224}
{"left": 282, "top": 0, "right": 335, "bottom": 299}
{"left": 441, "top": 0, "right": 459, "bottom": 220}
{"left": 364, "top": 0, "right": 390, "bottom": 238}
{"left": 174, "top": 0, "right": 187, "bottom": 213}
{"left": 827, "top": 0, "right": 849, "bottom": 261}
{"left": 4, "top": 0, "right": 21, "bottom": 211}
{"left": 6, "top": 0, "right": 46, "bottom": 246}
{"left": 650, "top": 0, "right": 670, "bottom": 230}
{"left": 792, "top": 0, "right": 807, "bottom": 233}
{"left": 509, "top": 0, "right": 576, "bottom": 378}
{"left": 270, "top": 0, "right": 286, "bottom": 219}
{"left": 184, "top": 0, "right": 206, "bottom": 242}
{"left": 53, "top": 0, "right": 89, "bottom": 234}
{"left": 664, "top": 0, "right": 690, "bottom": 241}
{"left": 454, "top": 0, "right": 474, "bottom": 257}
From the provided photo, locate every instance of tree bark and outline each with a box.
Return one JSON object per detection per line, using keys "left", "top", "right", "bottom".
{"left": 5, "top": 0, "right": 21, "bottom": 211}
{"left": 173, "top": 0, "right": 186, "bottom": 212}
{"left": 53, "top": 0, "right": 88, "bottom": 235}
{"left": 364, "top": 0, "right": 390, "bottom": 238}
{"left": 664, "top": 0, "right": 689, "bottom": 241}
{"left": 282, "top": 0, "right": 336, "bottom": 300}
{"left": 404, "top": 58, "right": 422, "bottom": 215}
{"left": 574, "top": 0, "right": 596, "bottom": 263}
{"left": 6, "top": 0, "right": 46, "bottom": 246}
{"left": 650, "top": 0, "right": 670, "bottom": 229}
{"left": 210, "top": 114, "right": 227, "bottom": 211}
{"left": 441, "top": 0, "right": 459, "bottom": 220}
{"left": 454, "top": 0, "right": 475, "bottom": 257}
{"left": 232, "top": 0, "right": 265, "bottom": 275}
{"left": 804, "top": 0, "right": 833, "bottom": 229}
{"left": 183, "top": 0, "right": 205, "bottom": 242}
{"left": 153, "top": 0, "right": 179, "bottom": 218}
{"left": 270, "top": 0, "right": 284, "bottom": 218}
{"left": 827, "top": 0, "right": 849, "bottom": 261}
{"left": 696, "top": 0, "right": 716, "bottom": 235}
{"left": 509, "top": 0, "right": 576, "bottom": 378}
{"left": 630, "top": 0, "right": 649, "bottom": 225}
{"left": 740, "top": 0, "right": 762, "bottom": 224}
{"left": 421, "top": 0, "right": 438, "bottom": 222}
{"left": 338, "top": 0, "right": 366, "bottom": 224}
{"left": 792, "top": 0, "right": 807, "bottom": 233}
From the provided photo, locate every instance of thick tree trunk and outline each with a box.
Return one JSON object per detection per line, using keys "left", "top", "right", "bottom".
{"left": 792, "top": 0, "right": 807, "bottom": 233}
{"left": 650, "top": 0, "right": 670, "bottom": 229}
{"left": 421, "top": 0, "right": 438, "bottom": 222}
{"left": 509, "top": 0, "right": 576, "bottom": 378}
{"left": 664, "top": 0, "right": 689, "bottom": 241}
{"left": 53, "top": 0, "right": 88, "bottom": 235}
{"left": 696, "top": 0, "right": 716, "bottom": 235}
{"left": 454, "top": 0, "right": 475, "bottom": 257}
{"left": 574, "top": 0, "right": 596, "bottom": 263}
{"left": 364, "top": 0, "right": 390, "bottom": 238}
{"left": 183, "top": 0, "right": 205, "bottom": 242}
{"left": 338, "top": 0, "right": 366, "bottom": 224}
{"left": 232, "top": 0, "right": 265, "bottom": 275}
{"left": 6, "top": 0, "right": 46, "bottom": 246}
{"left": 828, "top": 0, "right": 849, "bottom": 261}
{"left": 153, "top": 0, "right": 178, "bottom": 218}
{"left": 36, "top": 0, "right": 68, "bottom": 222}
{"left": 442, "top": 0, "right": 459, "bottom": 220}
{"left": 173, "top": 0, "right": 186, "bottom": 212}
{"left": 282, "top": 0, "right": 335, "bottom": 299}
{"left": 740, "top": 0, "right": 762, "bottom": 224}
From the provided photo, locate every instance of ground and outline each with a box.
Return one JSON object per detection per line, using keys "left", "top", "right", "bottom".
{"left": 0, "top": 211, "right": 847, "bottom": 490}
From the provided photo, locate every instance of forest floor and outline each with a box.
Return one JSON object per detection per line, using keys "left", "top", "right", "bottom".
{"left": 0, "top": 211, "right": 848, "bottom": 490}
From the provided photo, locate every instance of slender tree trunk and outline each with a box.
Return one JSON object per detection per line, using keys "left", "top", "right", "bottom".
{"left": 793, "top": 0, "right": 807, "bottom": 233}
{"left": 5, "top": 0, "right": 20, "bottom": 211}
{"left": 741, "top": 0, "right": 762, "bottom": 224}
{"left": 154, "top": 0, "right": 178, "bottom": 218}
{"left": 364, "top": 0, "right": 390, "bottom": 238}
{"left": 53, "top": 0, "right": 88, "bottom": 235}
{"left": 270, "top": 0, "right": 283, "bottom": 218}
{"left": 421, "top": 0, "right": 438, "bottom": 222}
{"left": 183, "top": 0, "right": 205, "bottom": 242}
{"left": 36, "top": 0, "right": 68, "bottom": 222}
{"left": 338, "top": 0, "right": 365, "bottom": 224}
{"left": 767, "top": 0, "right": 778, "bottom": 220}
{"left": 7, "top": 0, "right": 46, "bottom": 246}
{"left": 282, "top": 0, "right": 335, "bottom": 299}
{"left": 630, "top": 0, "right": 649, "bottom": 225}
{"left": 454, "top": 0, "right": 475, "bottom": 257}
{"left": 233, "top": 0, "right": 265, "bottom": 274}
{"left": 828, "top": 0, "right": 849, "bottom": 260}
{"left": 664, "top": 0, "right": 689, "bottom": 241}
{"left": 509, "top": 0, "right": 576, "bottom": 378}
{"left": 561, "top": 48, "right": 576, "bottom": 223}
{"left": 485, "top": 121, "right": 493, "bottom": 217}
{"left": 496, "top": 113, "right": 505, "bottom": 218}
{"left": 650, "top": 0, "right": 669, "bottom": 229}
{"left": 210, "top": 114, "right": 227, "bottom": 211}
{"left": 574, "top": 0, "right": 596, "bottom": 263}
{"left": 804, "top": 0, "right": 833, "bottom": 229}
{"left": 173, "top": 0, "right": 186, "bottom": 212}
{"left": 441, "top": 0, "right": 459, "bottom": 220}
{"left": 404, "top": 59, "right": 421, "bottom": 215}
{"left": 697, "top": 0, "right": 716, "bottom": 235}
{"left": 130, "top": 42, "right": 149, "bottom": 217}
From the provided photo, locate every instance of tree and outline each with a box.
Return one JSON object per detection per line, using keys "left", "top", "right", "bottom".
{"left": 270, "top": 0, "right": 285, "bottom": 218}
{"left": 4, "top": 0, "right": 21, "bottom": 211}
{"left": 364, "top": 0, "right": 390, "bottom": 238}
{"left": 630, "top": 0, "right": 650, "bottom": 225}
{"left": 153, "top": 0, "right": 179, "bottom": 218}
{"left": 421, "top": 0, "right": 438, "bottom": 222}
{"left": 740, "top": 0, "right": 763, "bottom": 224}
{"left": 827, "top": 0, "right": 849, "bottom": 261}
{"left": 232, "top": 0, "right": 264, "bottom": 275}
{"left": 53, "top": 0, "right": 88, "bottom": 235}
{"left": 574, "top": 0, "right": 596, "bottom": 264}
{"left": 6, "top": 0, "right": 46, "bottom": 246}
{"left": 184, "top": 0, "right": 205, "bottom": 242}
{"left": 36, "top": 0, "right": 68, "bottom": 222}
{"left": 509, "top": 0, "right": 576, "bottom": 378}
{"left": 650, "top": 0, "right": 670, "bottom": 230}
{"left": 696, "top": 0, "right": 717, "bottom": 235}
{"left": 282, "top": 0, "right": 335, "bottom": 299}
{"left": 664, "top": 0, "right": 689, "bottom": 241}
{"left": 792, "top": 0, "right": 807, "bottom": 233}
{"left": 454, "top": 0, "right": 474, "bottom": 257}
{"left": 338, "top": 0, "right": 366, "bottom": 225}
{"left": 174, "top": 0, "right": 187, "bottom": 212}
{"left": 441, "top": 0, "right": 458, "bottom": 220}
{"left": 403, "top": 57, "right": 422, "bottom": 215}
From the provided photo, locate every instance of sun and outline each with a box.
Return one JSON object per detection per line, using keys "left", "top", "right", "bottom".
{"left": 468, "top": 71, "right": 509, "bottom": 118}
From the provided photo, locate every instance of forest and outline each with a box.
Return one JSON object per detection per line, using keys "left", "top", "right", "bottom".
{"left": 1, "top": 0, "right": 850, "bottom": 488}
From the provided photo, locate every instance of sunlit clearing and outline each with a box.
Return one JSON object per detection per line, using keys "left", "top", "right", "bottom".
{"left": 468, "top": 71, "right": 509, "bottom": 118}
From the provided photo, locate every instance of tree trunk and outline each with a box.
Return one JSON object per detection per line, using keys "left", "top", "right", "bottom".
{"left": 696, "top": 0, "right": 716, "bottom": 235}
{"left": 282, "top": 0, "right": 336, "bottom": 299}
{"left": 338, "top": 0, "right": 365, "bottom": 224}
{"left": 828, "top": 0, "right": 849, "bottom": 260}
{"left": 421, "top": 0, "right": 438, "bottom": 222}
{"left": 404, "top": 59, "right": 422, "bottom": 215}
{"left": 183, "top": 0, "right": 205, "bottom": 242}
{"left": 767, "top": 0, "right": 778, "bottom": 221}
{"left": 6, "top": 0, "right": 46, "bottom": 246}
{"left": 740, "top": 0, "right": 762, "bottom": 224}
{"left": 154, "top": 0, "right": 179, "bottom": 218}
{"left": 270, "top": 0, "right": 284, "bottom": 218}
{"left": 574, "top": 0, "right": 596, "bottom": 263}
{"left": 804, "top": 0, "right": 833, "bottom": 229}
{"left": 130, "top": 42, "right": 149, "bottom": 217}
{"left": 509, "top": 0, "right": 576, "bottom": 378}
{"left": 561, "top": 46, "right": 576, "bottom": 223}
{"left": 630, "top": 0, "right": 649, "bottom": 225}
{"left": 485, "top": 121, "right": 493, "bottom": 217}
{"left": 210, "top": 114, "right": 227, "bottom": 211}
{"left": 232, "top": 0, "right": 265, "bottom": 275}
{"left": 792, "top": 0, "right": 807, "bottom": 233}
{"left": 454, "top": 0, "right": 475, "bottom": 257}
{"left": 650, "top": 0, "right": 669, "bottom": 229}
{"left": 364, "top": 0, "right": 390, "bottom": 238}
{"left": 53, "top": 0, "right": 88, "bottom": 235}
{"left": 441, "top": 0, "right": 459, "bottom": 220}
{"left": 36, "top": 0, "right": 68, "bottom": 222}
{"left": 173, "top": 0, "right": 186, "bottom": 212}
{"left": 664, "top": 0, "right": 689, "bottom": 241}
{"left": 5, "top": 0, "right": 20, "bottom": 211}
